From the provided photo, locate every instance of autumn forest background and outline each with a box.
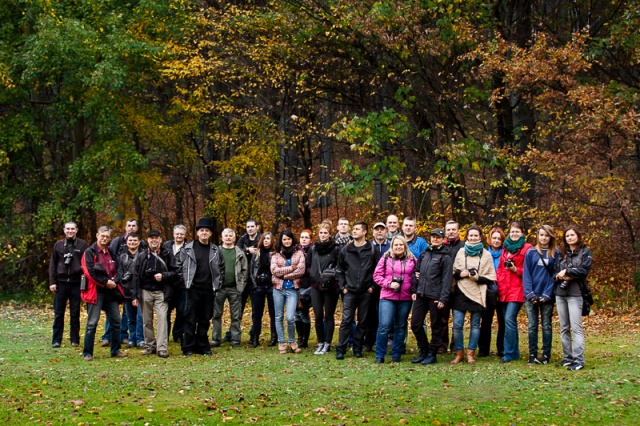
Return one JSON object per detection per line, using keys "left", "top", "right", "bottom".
{"left": 0, "top": 0, "right": 639, "bottom": 308}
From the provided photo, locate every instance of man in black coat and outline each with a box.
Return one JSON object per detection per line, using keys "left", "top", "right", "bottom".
{"left": 49, "top": 221, "right": 89, "bottom": 348}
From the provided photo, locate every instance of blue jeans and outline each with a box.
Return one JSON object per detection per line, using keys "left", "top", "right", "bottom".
{"left": 102, "top": 306, "right": 130, "bottom": 342}
{"left": 525, "top": 300, "right": 553, "bottom": 358}
{"left": 124, "top": 300, "right": 143, "bottom": 345}
{"left": 453, "top": 310, "right": 481, "bottom": 351}
{"left": 83, "top": 292, "right": 122, "bottom": 357}
{"left": 556, "top": 296, "right": 585, "bottom": 365}
{"left": 273, "top": 287, "right": 299, "bottom": 344}
{"left": 376, "top": 299, "right": 411, "bottom": 359}
{"left": 502, "top": 302, "right": 523, "bottom": 361}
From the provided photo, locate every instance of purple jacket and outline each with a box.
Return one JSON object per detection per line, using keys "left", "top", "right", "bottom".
{"left": 373, "top": 253, "right": 415, "bottom": 301}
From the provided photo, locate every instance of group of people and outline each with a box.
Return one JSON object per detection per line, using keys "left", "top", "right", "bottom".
{"left": 49, "top": 215, "right": 592, "bottom": 370}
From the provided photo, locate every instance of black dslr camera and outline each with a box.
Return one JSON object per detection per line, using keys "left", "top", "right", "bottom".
{"left": 503, "top": 260, "right": 514, "bottom": 268}
{"left": 468, "top": 268, "right": 477, "bottom": 277}
{"left": 63, "top": 252, "right": 73, "bottom": 265}
{"left": 391, "top": 276, "right": 403, "bottom": 292}
{"left": 559, "top": 280, "right": 570, "bottom": 290}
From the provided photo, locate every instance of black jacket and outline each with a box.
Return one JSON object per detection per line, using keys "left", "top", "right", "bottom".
{"left": 49, "top": 237, "right": 89, "bottom": 285}
{"left": 337, "top": 241, "right": 376, "bottom": 293}
{"left": 554, "top": 247, "right": 592, "bottom": 298}
{"left": 132, "top": 247, "right": 178, "bottom": 302}
{"left": 162, "top": 239, "right": 188, "bottom": 288}
{"left": 306, "top": 241, "right": 341, "bottom": 289}
{"left": 118, "top": 250, "right": 139, "bottom": 300}
{"left": 411, "top": 244, "right": 453, "bottom": 303}
{"left": 237, "top": 232, "right": 262, "bottom": 263}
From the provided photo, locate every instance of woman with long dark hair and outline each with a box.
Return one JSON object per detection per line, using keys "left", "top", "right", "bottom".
{"left": 478, "top": 227, "right": 505, "bottom": 357}
{"left": 554, "top": 226, "right": 592, "bottom": 371}
{"left": 523, "top": 225, "right": 559, "bottom": 365}
{"left": 450, "top": 226, "right": 496, "bottom": 364}
{"left": 249, "top": 232, "right": 277, "bottom": 348}
{"left": 295, "top": 229, "right": 314, "bottom": 348}
{"left": 307, "top": 220, "right": 341, "bottom": 355}
{"left": 271, "top": 230, "right": 306, "bottom": 354}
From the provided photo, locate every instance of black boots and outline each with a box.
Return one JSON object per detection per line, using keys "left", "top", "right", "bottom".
{"left": 250, "top": 333, "right": 259, "bottom": 348}
{"left": 295, "top": 321, "right": 311, "bottom": 349}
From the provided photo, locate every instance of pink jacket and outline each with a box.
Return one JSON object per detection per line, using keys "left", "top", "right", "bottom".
{"left": 496, "top": 243, "right": 532, "bottom": 303}
{"left": 270, "top": 250, "right": 306, "bottom": 290}
{"left": 373, "top": 254, "right": 415, "bottom": 301}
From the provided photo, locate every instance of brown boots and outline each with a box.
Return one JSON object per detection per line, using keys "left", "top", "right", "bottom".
{"left": 278, "top": 342, "right": 302, "bottom": 354}
{"left": 451, "top": 349, "right": 476, "bottom": 364}
{"left": 450, "top": 350, "right": 464, "bottom": 364}
{"left": 466, "top": 349, "right": 476, "bottom": 364}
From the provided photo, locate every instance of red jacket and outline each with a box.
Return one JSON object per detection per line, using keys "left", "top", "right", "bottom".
{"left": 81, "top": 243, "right": 125, "bottom": 305}
{"left": 496, "top": 243, "right": 532, "bottom": 303}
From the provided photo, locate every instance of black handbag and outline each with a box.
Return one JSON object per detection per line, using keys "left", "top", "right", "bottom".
{"left": 579, "top": 282, "right": 594, "bottom": 316}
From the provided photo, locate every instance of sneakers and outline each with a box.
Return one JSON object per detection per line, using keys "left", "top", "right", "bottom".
{"left": 158, "top": 350, "right": 169, "bottom": 358}
{"left": 83, "top": 354, "right": 93, "bottom": 361}
{"left": 555, "top": 359, "right": 574, "bottom": 367}
{"left": 52, "top": 342, "right": 61, "bottom": 348}
{"left": 528, "top": 354, "right": 537, "bottom": 365}
{"left": 567, "top": 363, "right": 584, "bottom": 371}
{"left": 315, "top": 343, "right": 330, "bottom": 354}
{"left": 535, "top": 355, "right": 549, "bottom": 365}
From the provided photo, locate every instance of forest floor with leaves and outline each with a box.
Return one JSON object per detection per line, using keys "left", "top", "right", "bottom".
{"left": 0, "top": 303, "right": 639, "bottom": 425}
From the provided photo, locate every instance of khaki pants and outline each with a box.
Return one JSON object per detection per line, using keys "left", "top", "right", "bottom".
{"left": 142, "top": 290, "right": 169, "bottom": 352}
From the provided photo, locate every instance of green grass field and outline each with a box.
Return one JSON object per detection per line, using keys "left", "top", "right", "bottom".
{"left": 1, "top": 304, "right": 638, "bottom": 425}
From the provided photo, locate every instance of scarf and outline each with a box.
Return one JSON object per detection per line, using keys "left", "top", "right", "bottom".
{"left": 503, "top": 235, "right": 525, "bottom": 254}
{"left": 281, "top": 245, "right": 295, "bottom": 259}
{"left": 464, "top": 241, "right": 484, "bottom": 257}
{"left": 314, "top": 239, "right": 335, "bottom": 255}
{"left": 488, "top": 246, "right": 502, "bottom": 271}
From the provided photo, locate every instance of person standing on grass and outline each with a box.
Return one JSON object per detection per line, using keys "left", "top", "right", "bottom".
{"left": 249, "top": 232, "right": 277, "bottom": 347}
{"left": 49, "top": 221, "right": 89, "bottom": 348}
{"left": 410, "top": 228, "right": 452, "bottom": 366}
{"left": 81, "top": 226, "right": 127, "bottom": 361}
{"left": 271, "top": 230, "right": 306, "bottom": 354}
{"left": 372, "top": 235, "right": 416, "bottom": 364}
{"left": 307, "top": 220, "right": 341, "bottom": 355}
{"left": 363, "top": 221, "right": 390, "bottom": 352}
{"left": 442, "top": 220, "right": 464, "bottom": 354}
{"left": 133, "top": 230, "right": 176, "bottom": 359}
{"left": 235, "top": 219, "right": 262, "bottom": 344}
{"left": 523, "top": 225, "right": 559, "bottom": 365}
{"left": 478, "top": 227, "right": 506, "bottom": 358}
{"left": 554, "top": 226, "right": 592, "bottom": 371}
{"left": 450, "top": 226, "right": 496, "bottom": 365}
{"left": 496, "top": 221, "right": 533, "bottom": 364}
{"left": 177, "top": 218, "right": 224, "bottom": 356}
{"left": 211, "top": 229, "right": 248, "bottom": 348}
{"left": 295, "top": 229, "right": 314, "bottom": 349}
{"left": 164, "top": 224, "right": 188, "bottom": 345}
{"left": 118, "top": 233, "right": 142, "bottom": 349}
{"left": 335, "top": 221, "right": 376, "bottom": 360}
{"left": 101, "top": 218, "right": 147, "bottom": 348}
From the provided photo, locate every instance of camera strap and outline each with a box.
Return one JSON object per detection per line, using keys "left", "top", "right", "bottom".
{"left": 464, "top": 250, "right": 482, "bottom": 271}
{"left": 535, "top": 249, "right": 554, "bottom": 277}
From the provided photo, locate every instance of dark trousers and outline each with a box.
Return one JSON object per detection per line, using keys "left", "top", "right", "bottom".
{"left": 363, "top": 290, "right": 380, "bottom": 348}
{"left": 478, "top": 300, "right": 504, "bottom": 355}
{"left": 182, "top": 287, "right": 214, "bottom": 354}
{"left": 52, "top": 281, "right": 81, "bottom": 345}
{"left": 167, "top": 287, "right": 186, "bottom": 342}
{"left": 83, "top": 292, "right": 122, "bottom": 357}
{"left": 411, "top": 296, "right": 446, "bottom": 355}
{"left": 441, "top": 306, "right": 451, "bottom": 351}
{"left": 336, "top": 291, "right": 370, "bottom": 354}
{"left": 310, "top": 287, "right": 339, "bottom": 344}
{"left": 251, "top": 286, "right": 277, "bottom": 339}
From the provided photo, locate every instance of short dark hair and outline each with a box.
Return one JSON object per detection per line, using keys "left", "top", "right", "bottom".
{"left": 353, "top": 221, "right": 368, "bottom": 233}
{"left": 126, "top": 232, "right": 140, "bottom": 241}
{"left": 126, "top": 218, "right": 139, "bottom": 226}
{"left": 246, "top": 218, "right": 258, "bottom": 227}
{"left": 403, "top": 216, "right": 416, "bottom": 223}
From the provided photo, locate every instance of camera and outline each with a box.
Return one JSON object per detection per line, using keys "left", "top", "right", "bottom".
{"left": 256, "top": 273, "right": 269, "bottom": 285}
{"left": 122, "top": 272, "right": 132, "bottom": 282}
{"left": 63, "top": 252, "right": 73, "bottom": 265}
{"left": 468, "top": 268, "right": 477, "bottom": 277}
{"left": 391, "top": 276, "right": 403, "bottom": 292}
{"left": 503, "top": 260, "right": 514, "bottom": 268}
{"left": 559, "top": 280, "right": 570, "bottom": 290}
